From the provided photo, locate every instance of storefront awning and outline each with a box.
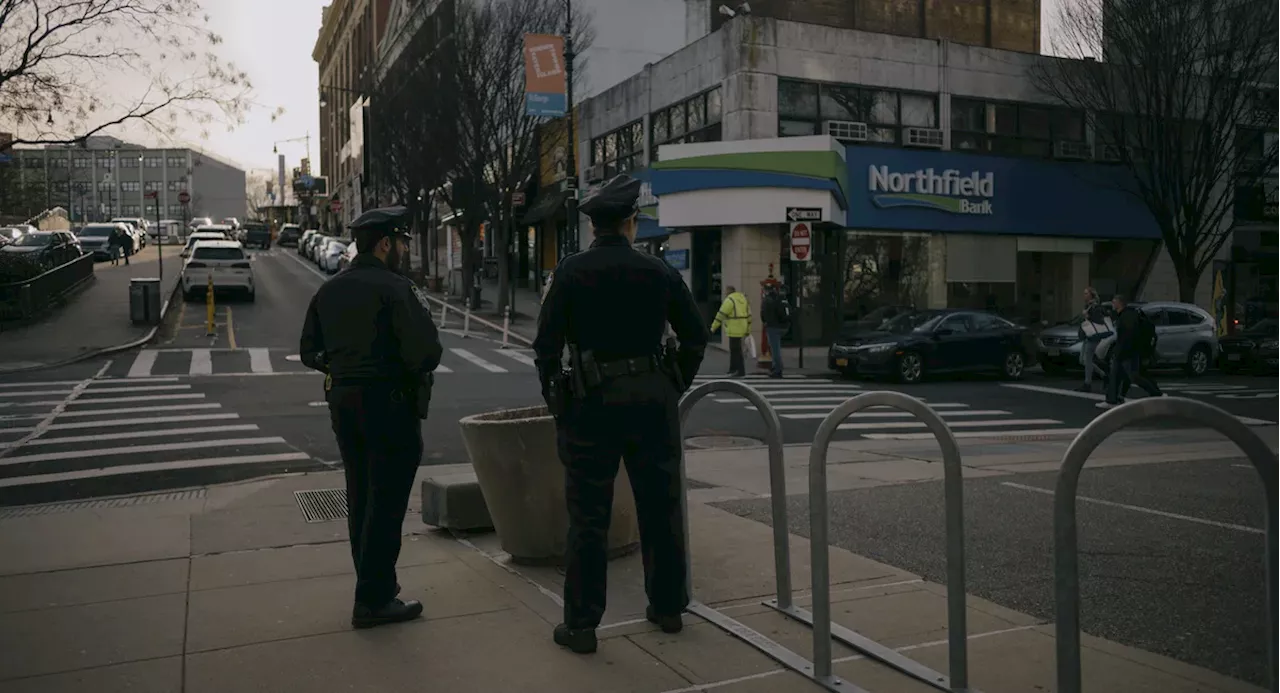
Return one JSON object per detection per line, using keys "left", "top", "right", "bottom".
{"left": 522, "top": 190, "right": 570, "bottom": 225}
{"left": 635, "top": 215, "right": 667, "bottom": 241}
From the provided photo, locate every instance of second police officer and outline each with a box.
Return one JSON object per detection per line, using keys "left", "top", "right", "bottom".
{"left": 534, "top": 174, "right": 710, "bottom": 654}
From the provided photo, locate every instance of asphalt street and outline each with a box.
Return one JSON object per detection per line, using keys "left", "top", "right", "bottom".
{"left": 716, "top": 455, "right": 1272, "bottom": 685}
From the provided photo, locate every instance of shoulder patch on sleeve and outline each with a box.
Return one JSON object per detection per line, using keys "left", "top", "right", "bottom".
{"left": 410, "top": 284, "right": 433, "bottom": 310}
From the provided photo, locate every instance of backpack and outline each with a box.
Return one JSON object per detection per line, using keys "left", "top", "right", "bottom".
{"left": 1135, "top": 309, "right": 1157, "bottom": 357}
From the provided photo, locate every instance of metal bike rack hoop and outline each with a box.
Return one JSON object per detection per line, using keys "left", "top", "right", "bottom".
{"left": 802, "top": 391, "right": 972, "bottom": 692}
{"left": 1053, "top": 396, "right": 1278, "bottom": 693}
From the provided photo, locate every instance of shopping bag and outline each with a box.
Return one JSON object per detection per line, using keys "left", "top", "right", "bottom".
{"left": 745, "top": 334, "right": 758, "bottom": 359}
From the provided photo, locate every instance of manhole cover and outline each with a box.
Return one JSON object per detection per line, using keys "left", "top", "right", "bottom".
{"left": 295, "top": 488, "right": 348, "bottom": 523}
{"left": 684, "top": 435, "right": 764, "bottom": 449}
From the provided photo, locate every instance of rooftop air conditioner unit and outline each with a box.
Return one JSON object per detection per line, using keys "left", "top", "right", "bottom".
{"left": 824, "top": 120, "right": 868, "bottom": 143}
{"left": 586, "top": 162, "right": 607, "bottom": 183}
{"left": 904, "top": 127, "right": 944, "bottom": 148}
{"left": 1055, "top": 141, "right": 1092, "bottom": 160}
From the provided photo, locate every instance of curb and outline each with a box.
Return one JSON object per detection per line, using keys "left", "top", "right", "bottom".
{"left": 0, "top": 282, "right": 180, "bottom": 375}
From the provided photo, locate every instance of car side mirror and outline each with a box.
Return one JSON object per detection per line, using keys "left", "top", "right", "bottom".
{"left": 933, "top": 327, "right": 953, "bottom": 337}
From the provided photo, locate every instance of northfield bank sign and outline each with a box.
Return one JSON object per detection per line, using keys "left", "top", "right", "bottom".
{"left": 868, "top": 165, "right": 995, "bottom": 215}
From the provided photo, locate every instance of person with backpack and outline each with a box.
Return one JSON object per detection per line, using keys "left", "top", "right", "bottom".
{"left": 1099, "top": 294, "right": 1163, "bottom": 409}
{"left": 761, "top": 284, "right": 791, "bottom": 378}
{"left": 1076, "top": 287, "right": 1112, "bottom": 392}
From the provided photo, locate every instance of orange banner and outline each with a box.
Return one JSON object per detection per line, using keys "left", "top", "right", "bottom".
{"left": 523, "top": 34, "right": 567, "bottom": 116}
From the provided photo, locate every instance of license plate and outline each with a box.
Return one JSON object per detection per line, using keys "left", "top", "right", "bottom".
{"left": 835, "top": 358, "right": 848, "bottom": 367}
{"left": 1228, "top": 353, "right": 1242, "bottom": 361}
{"left": 1044, "top": 348, "right": 1060, "bottom": 357}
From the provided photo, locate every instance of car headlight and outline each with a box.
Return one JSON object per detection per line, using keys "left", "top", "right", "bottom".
{"left": 1261, "top": 339, "right": 1278, "bottom": 350}
{"left": 866, "top": 343, "right": 896, "bottom": 354}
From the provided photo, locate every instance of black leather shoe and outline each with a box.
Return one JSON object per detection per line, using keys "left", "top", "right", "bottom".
{"left": 553, "top": 623, "right": 598, "bottom": 654}
{"left": 646, "top": 605, "right": 683, "bottom": 633}
{"left": 351, "top": 598, "right": 424, "bottom": 629}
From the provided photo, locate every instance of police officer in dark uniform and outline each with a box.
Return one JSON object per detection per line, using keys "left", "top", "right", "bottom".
{"left": 299, "top": 206, "right": 444, "bottom": 629}
{"left": 534, "top": 174, "right": 709, "bottom": 654}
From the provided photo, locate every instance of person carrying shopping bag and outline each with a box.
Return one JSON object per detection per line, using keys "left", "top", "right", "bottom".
{"left": 710, "top": 286, "right": 752, "bottom": 377}
{"left": 1077, "top": 287, "right": 1112, "bottom": 392}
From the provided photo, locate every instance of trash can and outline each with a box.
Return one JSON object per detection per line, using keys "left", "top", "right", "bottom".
{"left": 459, "top": 405, "right": 640, "bottom": 565}
{"left": 129, "top": 277, "right": 162, "bottom": 326}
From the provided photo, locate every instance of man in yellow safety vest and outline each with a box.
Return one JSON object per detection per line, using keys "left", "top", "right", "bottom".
{"left": 710, "top": 286, "right": 752, "bottom": 377}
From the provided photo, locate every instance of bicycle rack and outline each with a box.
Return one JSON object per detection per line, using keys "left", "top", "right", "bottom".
{"left": 787, "top": 391, "right": 973, "bottom": 692}
{"left": 1053, "top": 397, "right": 1278, "bottom": 693}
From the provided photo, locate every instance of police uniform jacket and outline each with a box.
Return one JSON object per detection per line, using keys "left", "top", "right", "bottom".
{"left": 299, "top": 254, "right": 444, "bottom": 384}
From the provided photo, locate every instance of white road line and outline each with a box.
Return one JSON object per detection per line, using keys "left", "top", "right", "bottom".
{"left": 1002, "top": 481, "right": 1264, "bottom": 534}
{"left": 45, "top": 413, "right": 240, "bottom": 431}
{"left": 15, "top": 425, "right": 259, "bottom": 448}
{"left": 189, "top": 349, "right": 213, "bottom": 375}
{"left": 781, "top": 404, "right": 969, "bottom": 419}
{"left": 0, "top": 390, "right": 74, "bottom": 399}
{"left": 0, "top": 400, "right": 64, "bottom": 408}
{"left": 0, "top": 378, "right": 175, "bottom": 388}
{"left": 713, "top": 389, "right": 868, "bottom": 398}
{"left": 451, "top": 348, "right": 508, "bottom": 373}
{"left": 836, "top": 417, "right": 1061, "bottom": 431}
{"left": 0, "top": 363, "right": 109, "bottom": 459}
{"left": 82, "top": 384, "right": 192, "bottom": 393}
{"left": 435, "top": 364, "right": 454, "bottom": 374}
{"left": 0, "top": 436, "right": 287, "bottom": 466}
{"left": 90, "top": 377, "right": 181, "bottom": 385}
{"left": 1001, "top": 383, "right": 1274, "bottom": 425}
{"left": 0, "top": 452, "right": 313, "bottom": 488}
{"left": 71, "top": 393, "right": 206, "bottom": 405}
{"left": 44, "top": 403, "right": 223, "bottom": 418}
{"left": 782, "top": 408, "right": 1013, "bottom": 418}
{"left": 127, "top": 350, "right": 159, "bottom": 378}
{"left": 496, "top": 350, "right": 537, "bottom": 367}
{"left": 864, "top": 428, "right": 1082, "bottom": 440}
{"left": 768, "top": 402, "right": 962, "bottom": 411}
{"left": 248, "top": 348, "right": 273, "bottom": 374}
{"left": 285, "top": 246, "right": 333, "bottom": 282}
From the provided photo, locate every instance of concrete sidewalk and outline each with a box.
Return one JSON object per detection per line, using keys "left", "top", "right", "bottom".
{"left": 0, "top": 245, "right": 183, "bottom": 373}
{"left": 0, "top": 431, "right": 1267, "bottom": 692}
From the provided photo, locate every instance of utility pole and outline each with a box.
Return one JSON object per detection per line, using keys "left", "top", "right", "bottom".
{"left": 562, "top": 0, "right": 579, "bottom": 256}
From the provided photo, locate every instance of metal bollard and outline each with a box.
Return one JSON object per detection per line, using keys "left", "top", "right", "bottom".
{"left": 439, "top": 303, "right": 449, "bottom": 327}
{"left": 803, "top": 391, "right": 969, "bottom": 692}
{"left": 462, "top": 308, "right": 471, "bottom": 338}
{"left": 1053, "top": 397, "right": 1278, "bottom": 693}
{"left": 500, "top": 307, "right": 511, "bottom": 349}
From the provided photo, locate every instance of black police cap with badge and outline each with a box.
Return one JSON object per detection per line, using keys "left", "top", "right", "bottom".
{"left": 349, "top": 205, "right": 412, "bottom": 246}
{"left": 580, "top": 174, "right": 642, "bottom": 228}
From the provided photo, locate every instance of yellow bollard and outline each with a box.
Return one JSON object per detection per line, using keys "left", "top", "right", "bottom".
{"left": 205, "top": 273, "right": 215, "bottom": 336}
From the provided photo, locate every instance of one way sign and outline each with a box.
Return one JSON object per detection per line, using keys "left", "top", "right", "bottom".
{"left": 786, "top": 207, "right": 822, "bottom": 222}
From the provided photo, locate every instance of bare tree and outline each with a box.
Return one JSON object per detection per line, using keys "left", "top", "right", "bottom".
{"left": 1031, "top": 0, "right": 1278, "bottom": 302}
{"left": 245, "top": 170, "right": 272, "bottom": 219}
{"left": 0, "top": 0, "right": 266, "bottom": 151}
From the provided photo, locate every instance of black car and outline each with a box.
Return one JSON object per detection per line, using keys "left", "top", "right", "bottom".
{"left": 828, "top": 306, "right": 918, "bottom": 375}
{"left": 841, "top": 309, "right": 1034, "bottom": 384}
{"left": 0, "top": 230, "right": 82, "bottom": 269}
{"left": 277, "top": 224, "right": 302, "bottom": 247}
{"left": 242, "top": 222, "right": 271, "bottom": 249}
{"left": 1218, "top": 318, "right": 1278, "bottom": 374}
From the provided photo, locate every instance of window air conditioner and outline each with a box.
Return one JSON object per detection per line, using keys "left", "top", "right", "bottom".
{"left": 824, "top": 120, "right": 868, "bottom": 143}
{"left": 587, "top": 162, "right": 607, "bottom": 183}
{"left": 1054, "top": 141, "right": 1092, "bottom": 160}
{"left": 904, "top": 127, "right": 944, "bottom": 148}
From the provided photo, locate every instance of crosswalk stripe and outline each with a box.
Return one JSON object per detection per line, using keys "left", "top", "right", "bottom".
{"left": 451, "top": 348, "right": 507, "bottom": 373}
{"left": 13, "top": 425, "right": 259, "bottom": 448}
{"left": 50, "top": 403, "right": 223, "bottom": 418}
{"left": 837, "top": 418, "right": 1061, "bottom": 431}
{"left": 190, "top": 349, "right": 213, "bottom": 375}
{"left": 435, "top": 364, "right": 454, "bottom": 374}
{"left": 777, "top": 404, "right": 970, "bottom": 419}
{"left": 864, "top": 428, "right": 1082, "bottom": 440}
{"left": 45, "top": 413, "right": 239, "bottom": 431}
{"left": 70, "top": 393, "right": 205, "bottom": 404}
{"left": 128, "top": 350, "right": 158, "bottom": 378}
{"left": 0, "top": 390, "right": 73, "bottom": 399}
{"left": 248, "top": 348, "right": 273, "bottom": 374}
{"left": 772, "top": 408, "right": 1011, "bottom": 418}
{"left": 496, "top": 350, "right": 537, "bottom": 367}
{"left": 83, "top": 384, "right": 192, "bottom": 394}
{"left": 0, "top": 436, "right": 287, "bottom": 466}
{"left": 0, "top": 452, "right": 313, "bottom": 488}
{"left": 0, "top": 379, "right": 184, "bottom": 389}
{"left": 0, "top": 400, "right": 64, "bottom": 408}
{"left": 96, "top": 377, "right": 181, "bottom": 385}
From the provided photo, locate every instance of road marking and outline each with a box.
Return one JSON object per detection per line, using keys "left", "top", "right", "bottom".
{"left": 83, "top": 384, "right": 192, "bottom": 393}
{"left": 1002, "top": 382, "right": 1105, "bottom": 400}
{"left": 780, "top": 404, "right": 969, "bottom": 418}
{"left": 0, "top": 436, "right": 288, "bottom": 466}
{"left": 0, "top": 452, "right": 313, "bottom": 488}
{"left": 496, "top": 349, "right": 537, "bottom": 367}
{"left": 0, "top": 363, "right": 109, "bottom": 459}
{"left": 0, "top": 378, "right": 176, "bottom": 388}
{"left": 226, "top": 306, "right": 237, "bottom": 350}
{"left": 128, "top": 350, "right": 159, "bottom": 378}
{"left": 45, "top": 413, "right": 239, "bottom": 430}
{"left": 285, "top": 354, "right": 302, "bottom": 362}
{"left": 835, "top": 417, "right": 1061, "bottom": 431}
{"left": 46, "top": 403, "right": 223, "bottom": 418}
{"left": 1002, "top": 481, "right": 1264, "bottom": 534}
{"left": 14, "top": 424, "right": 259, "bottom": 448}
{"left": 0, "top": 390, "right": 74, "bottom": 399}
{"left": 285, "top": 247, "right": 332, "bottom": 282}
{"left": 864, "top": 428, "right": 1082, "bottom": 440}
{"left": 95, "top": 377, "right": 181, "bottom": 384}
{"left": 778, "top": 408, "right": 1012, "bottom": 418}
{"left": 0, "top": 400, "right": 65, "bottom": 408}
{"left": 309, "top": 401, "right": 327, "bottom": 407}
{"left": 68, "top": 393, "right": 205, "bottom": 404}
{"left": 248, "top": 348, "right": 273, "bottom": 374}
{"left": 435, "top": 364, "right": 453, "bottom": 374}
{"left": 189, "top": 348, "right": 213, "bottom": 375}
{"left": 451, "top": 348, "right": 507, "bottom": 373}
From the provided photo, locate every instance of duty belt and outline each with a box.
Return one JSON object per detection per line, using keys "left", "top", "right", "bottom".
{"left": 580, "top": 355, "right": 658, "bottom": 388}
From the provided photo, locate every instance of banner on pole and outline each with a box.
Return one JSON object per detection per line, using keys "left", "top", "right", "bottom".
{"left": 523, "top": 34, "right": 567, "bottom": 116}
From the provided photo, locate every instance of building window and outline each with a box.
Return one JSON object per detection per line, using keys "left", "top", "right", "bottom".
{"left": 120, "top": 157, "right": 139, "bottom": 168}
{"left": 650, "top": 86, "right": 724, "bottom": 158}
{"left": 168, "top": 204, "right": 184, "bottom": 216}
{"left": 121, "top": 204, "right": 141, "bottom": 215}
{"left": 97, "top": 158, "right": 115, "bottom": 169}
{"left": 52, "top": 181, "right": 69, "bottom": 193}
{"left": 144, "top": 157, "right": 162, "bottom": 168}
{"left": 72, "top": 157, "right": 91, "bottom": 168}
{"left": 49, "top": 157, "right": 67, "bottom": 168}
{"left": 840, "top": 231, "right": 931, "bottom": 321}
{"left": 166, "top": 156, "right": 185, "bottom": 168}
{"left": 167, "top": 180, "right": 185, "bottom": 191}
{"left": 100, "top": 204, "right": 115, "bottom": 216}
{"left": 97, "top": 180, "right": 113, "bottom": 192}
{"left": 121, "top": 181, "right": 141, "bottom": 192}
{"left": 952, "top": 98, "right": 1086, "bottom": 158}
{"left": 779, "top": 79, "right": 937, "bottom": 145}
{"left": 144, "top": 180, "right": 163, "bottom": 192}
{"left": 589, "top": 119, "right": 644, "bottom": 178}
{"left": 23, "top": 157, "right": 43, "bottom": 169}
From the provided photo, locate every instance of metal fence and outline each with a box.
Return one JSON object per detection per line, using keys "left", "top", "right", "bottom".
{"left": 0, "top": 253, "right": 94, "bottom": 322}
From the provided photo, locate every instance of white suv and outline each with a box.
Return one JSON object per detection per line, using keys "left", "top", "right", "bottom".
{"left": 182, "top": 240, "right": 255, "bottom": 302}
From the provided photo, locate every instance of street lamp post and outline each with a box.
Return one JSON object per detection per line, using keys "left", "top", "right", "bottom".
{"left": 562, "top": 0, "right": 579, "bottom": 257}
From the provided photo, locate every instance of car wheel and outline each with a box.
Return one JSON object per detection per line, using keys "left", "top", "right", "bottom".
{"left": 897, "top": 352, "right": 924, "bottom": 384}
{"left": 1003, "top": 351, "right": 1026, "bottom": 380}
{"left": 1185, "top": 344, "right": 1210, "bottom": 376}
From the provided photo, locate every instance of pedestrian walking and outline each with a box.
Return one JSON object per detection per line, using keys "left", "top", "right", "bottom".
{"left": 298, "top": 205, "right": 444, "bottom": 629}
{"left": 107, "top": 226, "right": 122, "bottom": 266}
{"left": 761, "top": 284, "right": 791, "bottom": 378}
{"left": 534, "top": 174, "right": 709, "bottom": 655}
{"left": 710, "top": 285, "right": 751, "bottom": 377}
{"left": 1099, "top": 294, "right": 1162, "bottom": 409}
{"left": 1077, "top": 287, "right": 1112, "bottom": 392}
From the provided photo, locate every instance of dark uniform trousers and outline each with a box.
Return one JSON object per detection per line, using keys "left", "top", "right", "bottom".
{"left": 327, "top": 383, "right": 423, "bottom": 607}
{"left": 557, "top": 375, "right": 689, "bottom": 630}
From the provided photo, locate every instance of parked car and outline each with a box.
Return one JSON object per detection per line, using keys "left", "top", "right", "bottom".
{"left": 1, "top": 225, "right": 35, "bottom": 243}
{"left": 277, "top": 224, "right": 303, "bottom": 247}
{"left": 319, "top": 239, "right": 348, "bottom": 273}
{"left": 829, "top": 306, "right": 920, "bottom": 375}
{"left": 0, "top": 230, "right": 82, "bottom": 269}
{"left": 337, "top": 240, "right": 358, "bottom": 272}
{"left": 1217, "top": 318, "right": 1278, "bottom": 375}
{"left": 1089, "top": 302, "right": 1218, "bottom": 376}
{"left": 838, "top": 309, "right": 1033, "bottom": 384}
{"left": 75, "top": 223, "right": 130, "bottom": 260}
{"left": 305, "top": 233, "right": 328, "bottom": 262}
{"left": 242, "top": 221, "right": 271, "bottom": 249}
{"left": 181, "top": 240, "right": 255, "bottom": 302}
{"left": 297, "top": 230, "right": 318, "bottom": 255}
{"left": 110, "top": 218, "right": 149, "bottom": 246}
{"left": 182, "top": 230, "right": 232, "bottom": 258}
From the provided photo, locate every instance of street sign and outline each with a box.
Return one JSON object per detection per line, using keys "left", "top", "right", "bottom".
{"left": 789, "top": 221, "right": 812, "bottom": 262}
{"left": 786, "top": 207, "right": 822, "bottom": 222}
{"left": 178, "top": 191, "right": 190, "bottom": 204}
{"left": 144, "top": 190, "right": 157, "bottom": 200}
{"left": 330, "top": 199, "right": 343, "bottom": 213}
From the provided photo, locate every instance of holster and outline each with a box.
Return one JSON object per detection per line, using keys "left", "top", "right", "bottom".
{"left": 659, "top": 338, "right": 687, "bottom": 392}
{"left": 546, "top": 371, "right": 570, "bottom": 418}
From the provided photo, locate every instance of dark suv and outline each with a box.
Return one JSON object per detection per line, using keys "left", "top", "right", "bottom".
{"left": 277, "top": 224, "right": 302, "bottom": 247}
{"left": 242, "top": 222, "right": 271, "bottom": 249}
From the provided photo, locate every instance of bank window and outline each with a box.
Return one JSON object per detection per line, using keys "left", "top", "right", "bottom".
{"left": 779, "top": 79, "right": 936, "bottom": 145}
{"left": 953, "top": 99, "right": 1086, "bottom": 159}
{"left": 589, "top": 119, "right": 643, "bottom": 179}
{"left": 651, "top": 87, "right": 724, "bottom": 157}
{"left": 840, "top": 231, "right": 930, "bottom": 323}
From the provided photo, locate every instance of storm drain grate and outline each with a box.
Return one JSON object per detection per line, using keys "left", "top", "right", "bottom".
{"left": 295, "top": 488, "right": 349, "bottom": 523}
{"left": 0, "top": 489, "right": 207, "bottom": 520}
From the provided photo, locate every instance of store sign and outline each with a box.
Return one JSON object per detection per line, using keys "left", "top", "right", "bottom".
{"left": 664, "top": 248, "right": 689, "bottom": 270}
{"left": 868, "top": 165, "right": 994, "bottom": 215}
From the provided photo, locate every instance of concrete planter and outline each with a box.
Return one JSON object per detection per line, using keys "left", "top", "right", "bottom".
{"left": 459, "top": 405, "right": 640, "bottom": 565}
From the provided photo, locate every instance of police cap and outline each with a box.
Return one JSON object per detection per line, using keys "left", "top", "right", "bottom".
{"left": 350, "top": 205, "right": 412, "bottom": 245}
{"left": 580, "top": 174, "right": 641, "bottom": 225}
